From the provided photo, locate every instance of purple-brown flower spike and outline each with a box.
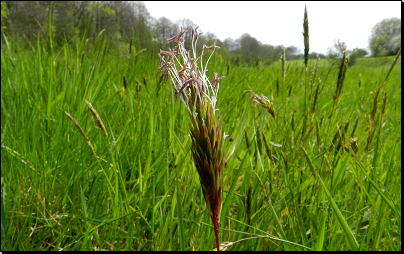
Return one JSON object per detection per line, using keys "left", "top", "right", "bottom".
{"left": 158, "top": 26, "right": 228, "bottom": 251}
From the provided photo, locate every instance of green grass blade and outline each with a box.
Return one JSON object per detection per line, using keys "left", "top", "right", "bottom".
{"left": 222, "top": 151, "right": 249, "bottom": 215}
{"left": 80, "top": 187, "right": 88, "bottom": 219}
{"left": 199, "top": 219, "right": 314, "bottom": 251}
{"left": 175, "top": 171, "right": 185, "bottom": 251}
{"left": 12, "top": 214, "right": 30, "bottom": 251}
{"left": 173, "top": 148, "right": 191, "bottom": 251}
{"left": 268, "top": 198, "right": 292, "bottom": 251}
{"left": 353, "top": 157, "right": 399, "bottom": 217}
{"left": 1, "top": 185, "right": 11, "bottom": 251}
{"left": 315, "top": 212, "right": 327, "bottom": 251}
{"left": 318, "top": 174, "right": 359, "bottom": 251}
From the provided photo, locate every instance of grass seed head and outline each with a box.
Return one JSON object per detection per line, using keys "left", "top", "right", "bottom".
{"left": 246, "top": 184, "right": 252, "bottom": 225}
{"left": 158, "top": 26, "right": 227, "bottom": 251}
{"left": 65, "top": 112, "right": 88, "bottom": 140}
{"left": 86, "top": 101, "right": 109, "bottom": 140}
{"left": 123, "top": 75, "right": 128, "bottom": 89}
{"left": 366, "top": 115, "right": 375, "bottom": 152}
{"left": 316, "top": 120, "right": 321, "bottom": 152}
{"left": 358, "top": 73, "right": 362, "bottom": 88}
{"left": 65, "top": 111, "right": 96, "bottom": 155}
{"left": 244, "top": 129, "right": 251, "bottom": 150}
{"left": 262, "top": 133, "right": 273, "bottom": 160}
{"left": 370, "top": 85, "right": 382, "bottom": 120}
{"left": 324, "top": 154, "right": 332, "bottom": 173}
{"left": 245, "top": 90, "right": 276, "bottom": 121}
{"left": 311, "top": 78, "right": 321, "bottom": 121}
{"left": 334, "top": 50, "right": 347, "bottom": 101}
{"left": 349, "top": 137, "right": 359, "bottom": 155}
{"left": 303, "top": 4, "right": 310, "bottom": 68}
{"left": 301, "top": 146, "right": 317, "bottom": 180}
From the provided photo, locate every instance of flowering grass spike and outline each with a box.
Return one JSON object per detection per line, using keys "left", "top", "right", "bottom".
{"left": 158, "top": 26, "right": 228, "bottom": 251}
{"left": 244, "top": 90, "right": 276, "bottom": 121}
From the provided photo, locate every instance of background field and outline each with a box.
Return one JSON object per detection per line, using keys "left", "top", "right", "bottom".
{"left": 1, "top": 26, "right": 401, "bottom": 250}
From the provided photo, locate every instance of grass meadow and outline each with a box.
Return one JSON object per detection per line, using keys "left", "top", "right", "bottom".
{"left": 1, "top": 22, "right": 401, "bottom": 250}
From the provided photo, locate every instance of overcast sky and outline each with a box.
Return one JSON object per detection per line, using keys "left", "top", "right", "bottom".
{"left": 144, "top": 1, "right": 401, "bottom": 55}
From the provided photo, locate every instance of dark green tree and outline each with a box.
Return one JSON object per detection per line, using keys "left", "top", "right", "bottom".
{"left": 238, "top": 33, "right": 259, "bottom": 64}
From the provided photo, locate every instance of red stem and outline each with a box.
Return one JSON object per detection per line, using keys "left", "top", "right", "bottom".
{"left": 212, "top": 214, "right": 220, "bottom": 251}
{"left": 214, "top": 227, "right": 220, "bottom": 251}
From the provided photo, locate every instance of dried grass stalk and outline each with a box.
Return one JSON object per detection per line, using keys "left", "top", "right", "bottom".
{"left": 246, "top": 184, "right": 252, "bottom": 226}
{"left": 85, "top": 100, "right": 111, "bottom": 147}
{"left": 86, "top": 101, "right": 108, "bottom": 138}
{"left": 366, "top": 115, "right": 375, "bottom": 153}
{"left": 311, "top": 78, "right": 321, "bottom": 122}
{"left": 382, "top": 48, "right": 401, "bottom": 86}
{"left": 324, "top": 154, "right": 332, "bottom": 174}
{"left": 301, "top": 146, "right": 318, "bottom": 180}
{"left": 65, "top": 111, "right": 96, "bottom": 156}
{"left": 370, "top": 85, "right": 382, "bottom": 121}
{"left": 358, "top": 74, "right": 362, "bottom": 88}
{"left": 315, "top": 120, "right": 321, "bottom": 155}
{"left": 262, "top": 133, "right": 277, "bottom": 175}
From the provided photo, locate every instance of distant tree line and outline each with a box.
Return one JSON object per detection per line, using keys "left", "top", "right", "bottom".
{"left": 1, "top": 1, "right": 155, "bottom": 51}
{"left": 1, "top": 1, "right": 400, "bottom": 65}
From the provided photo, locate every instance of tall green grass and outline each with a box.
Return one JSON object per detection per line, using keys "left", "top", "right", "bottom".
{"left": 1, "top": 12, "right": 401, "bottom": 251}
